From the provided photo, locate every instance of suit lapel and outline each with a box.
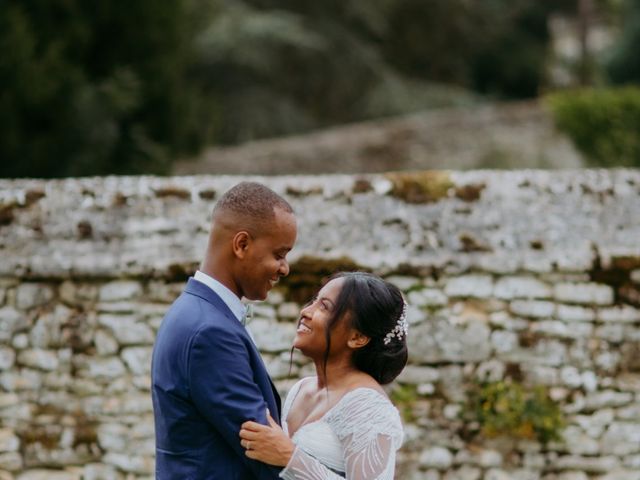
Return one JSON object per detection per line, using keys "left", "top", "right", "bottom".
{"left": 184, "top": 277, "right": 283, "bottom": 422}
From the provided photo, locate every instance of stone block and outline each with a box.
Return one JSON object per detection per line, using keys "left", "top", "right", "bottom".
{"left": 276, "top": 302, "right": 299, "bottom": 320}
{"left": 97, "top": 315, "right": 154, "bottom": 346}
{"left": 385, "top": 275, "right": 421, "bottom": 292}
{"left": 94, "top": 330, "right": 119, "bottom": 356}
{"left": 83, "top": 358, "right": 126, "bottom": 380}
{"left": 494, "top": 277, "right": 551, "bottom": 300}
{"left": 510, "top": 300, "right": 555, "bottom": 318}
{"left": 397, "top": 365, "right": 440, "bottom": 384}
{"left": 490, "top": 330, "right": 519, "bottom": 353}
{"left": 551, "top": 473, "right": 588, "bottom": 480}
{"left": 0, "top": 307, "right": 29, "bottom": 343}
{"left": 554, "top": 283, "right": 614, "bottom": 306}
{"left": 99, "top": 281, "right": 142, "bottom": 302}
{"left": 596, "top": 470, "right": 640, "bottom": 480}
{"left": 11, "top": 334, "right": 28, "bottom": 350}
{"left": 82, "top": 463, "right": 120, "bottom": 480}
{"left": 475, "top": 360, "right": 506, "bottom": 382}
{"left": 419, "top": 447, "right": 453, "bottom": 470}
{"left": 246, "top": 319, "right": 297, "bottom": 353}
{"left": 562, "top": 426, "right": 600, "bottom": 455}
{"left": 489, "top": 312, "right": 529, "bottom": 330}
{"left": 121, "top": 347, "right": 153, "bottom": 376}
{"left": 408, "top": 289, "right": 448, "bottom": 308}
{"left": 531, "top": 321, "right": 592, "bottom": 339}
{"left": 554, "top": 455, "right": 621, "bottom": 473}
{"left": 600, "top": 423, "right": 640, "bottom": 455}
{"left": 595, "top": 324, "right": 627, "bottom": 343}
{"left": 556, "top": 305, "right": 596, "bottom": 322}
{"left": 0, "top": 430, "right": 19, "bottom": 453}
{"left": 443, "top": 466, "right": 482, "bottom": 480}
{"left": 0, "top": 451, "right": 21, "bottom": 471}
{"left": 97, "top": 424, "right": 128, "bottom": 452}
{"left": 521, "top": 365, "right": 559, "bottom": 386}
{"left": 0, "top": 369, "right": 42, "bottom": 391}
{"left": 59, "top": 281, "right": 98, "bottom": 306}
{"left": 252, "top": 303, "right": 276, "bottom": 320}
{"left": 102, "top": 452, "right": 153, "bottom": 474}
{"left": 15, "top": 284, "right": 54, "bottom": 310}
{"left": 17, "top": 349, "right": 59, "bottom": 371}
{"left": 16, "top": 470, "right": 81, "bottom": 480}
{"left": 408, "top": 319, "right": 491, "bottom": 363}
{"left": 444, "top": 275, "right": 493, "bottom": 299}
{"left": 583, "top": 390, "right": 633, "bottom": 411}
{"left": 597, "top": 306, "right": 640, "bottom": 323}
{"left": 623, "top": 454, "right": 640, "bottom": 469}
{"left": 485, "top": 469, "right": 539, "bottom": 480}
{"left": 261, "top": 354, "right": 294, "bottom": 380}
{"left": 0, "top": 349, "right": 15, "bottom": 371}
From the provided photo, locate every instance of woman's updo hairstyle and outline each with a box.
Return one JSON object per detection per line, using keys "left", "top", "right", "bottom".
{"left": 323, "top": 272, "right": 408, "bottom": 385}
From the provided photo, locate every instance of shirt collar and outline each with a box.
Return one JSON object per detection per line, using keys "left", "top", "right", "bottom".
{"left": 193, "top": 270, "right": 247, "bottom": 323}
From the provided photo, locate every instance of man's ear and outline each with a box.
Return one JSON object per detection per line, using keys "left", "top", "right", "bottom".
{"left": 232, "top": 231, "right": 251, "bottom": 259}
{"left": 347, "top": 331, "right": 370, "bottom": 350}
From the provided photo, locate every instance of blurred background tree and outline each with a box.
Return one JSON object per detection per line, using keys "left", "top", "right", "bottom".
{"left": 0, "top": 0, "right": 637, "bottom": 177}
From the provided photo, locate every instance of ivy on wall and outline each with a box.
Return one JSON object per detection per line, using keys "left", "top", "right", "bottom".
{"left": 463, "top": 380, "right": 566, "bottom": 444}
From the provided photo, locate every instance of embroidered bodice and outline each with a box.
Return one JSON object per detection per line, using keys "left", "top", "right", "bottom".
{"left": 279, "top": 377, "right": 403, "bottom": 480}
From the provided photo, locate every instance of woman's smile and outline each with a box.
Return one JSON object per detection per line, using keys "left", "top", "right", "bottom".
{"left": 296, "top": 319, "right": 312, "bottom": 334}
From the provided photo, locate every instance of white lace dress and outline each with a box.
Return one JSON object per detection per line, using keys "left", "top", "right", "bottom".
{"left": 279, "top": 378, "right": 403, "bottom": 480}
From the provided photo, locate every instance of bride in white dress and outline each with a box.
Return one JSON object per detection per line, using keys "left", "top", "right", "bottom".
{"left": 240, "top": 272, "right": 409, "bottom": 479}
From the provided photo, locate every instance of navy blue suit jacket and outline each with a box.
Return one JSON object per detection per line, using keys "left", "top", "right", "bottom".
{"left": 151, "top": 278, "right": 282, "bottom": 479}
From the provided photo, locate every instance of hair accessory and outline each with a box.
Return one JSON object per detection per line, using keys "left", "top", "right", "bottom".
{"left": 383, "top": 301, "right": 408, "bottom": 345}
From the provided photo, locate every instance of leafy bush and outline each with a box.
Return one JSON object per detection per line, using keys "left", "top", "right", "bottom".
{"left": 547, "top": 87, "right": 640, "bottom": 167}
{"left": 464, "top": 380, "right": 565, "bottom": 444}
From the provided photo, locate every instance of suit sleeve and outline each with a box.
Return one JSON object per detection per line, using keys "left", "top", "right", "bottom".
{"left": 188, "top": 324, "right": 282, "bottom": 479}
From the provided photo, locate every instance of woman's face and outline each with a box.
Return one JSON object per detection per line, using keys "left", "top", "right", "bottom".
{"left": 293, "top": 277, "right": 350, "bottom": 358}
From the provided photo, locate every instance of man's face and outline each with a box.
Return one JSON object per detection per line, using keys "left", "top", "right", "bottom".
{"left": 239, "top": 208, "right": 297, "bottom": 301}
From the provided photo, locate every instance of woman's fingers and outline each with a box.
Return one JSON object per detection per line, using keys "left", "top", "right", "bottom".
{"left": 266, "top": 412, "right": 279, "bottom": 428}
{"left": 241, "top": 420, "right": 265, "bottom": 431}
{"left": 239, "top": 428, "right": 260, "bottom": 440}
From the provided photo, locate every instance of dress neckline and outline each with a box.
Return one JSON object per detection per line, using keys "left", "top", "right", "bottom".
{"left": 285, "top": 377, "right": 389, "bottom": 438}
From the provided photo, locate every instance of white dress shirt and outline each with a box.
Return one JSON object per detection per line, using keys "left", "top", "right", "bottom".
{"left": 193, "top": 270, "right": 247, "bottom": 323}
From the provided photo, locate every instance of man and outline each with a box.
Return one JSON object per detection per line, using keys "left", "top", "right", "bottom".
{"left": 151, "top": 182, "right": 297, "bottom": 479}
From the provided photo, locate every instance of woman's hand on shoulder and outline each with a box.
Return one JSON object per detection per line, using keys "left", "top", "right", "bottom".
{"left": 240, "top": 411, "right": 295, "bottom": 467}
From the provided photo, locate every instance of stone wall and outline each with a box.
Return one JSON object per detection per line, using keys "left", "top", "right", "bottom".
{"left": 0, "top": 171, "right": 639, "bottom": 480}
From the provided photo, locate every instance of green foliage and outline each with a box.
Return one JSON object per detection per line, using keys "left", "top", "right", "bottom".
{"left": 383, "top": 0, "right": 568, "bottom": 99}
{"left": 0, "top": 0, "right": 212, "bottom": 178}
{"left": 389, "top": 384, "right": 420, "bottom": 423}
{"left": 607, "top": 0, "right": 640, "bottom": 83}
{"left": 547, "top": 87, "right": 640, "bottom": 167}
{"left": 3, "top": 0, "right": 622, "bottom": 176}
{"left": 464, "top": 380, "right": 565, "bottom": 444}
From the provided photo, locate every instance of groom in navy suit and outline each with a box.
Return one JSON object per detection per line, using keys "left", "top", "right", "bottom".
{"left": 152, "top": 182, "right": 297, "bottom": 479}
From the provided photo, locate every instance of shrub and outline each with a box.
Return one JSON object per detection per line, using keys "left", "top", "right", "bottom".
{"left": 547, "top": 87, "right": 640, "bottom": 167}
{"left": 464, "top": 380, "right": 565, "bottom": 444}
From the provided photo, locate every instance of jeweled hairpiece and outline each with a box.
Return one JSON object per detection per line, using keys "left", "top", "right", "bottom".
{"left": 383, "top": 301, "right": 408, "bottom": 345}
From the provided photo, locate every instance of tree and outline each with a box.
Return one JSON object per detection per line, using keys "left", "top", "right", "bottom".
{"left": 607, "top": 0, "right": 640, "bottom": 83}
{"left": 0, "top": 0, "right": 211, "bottom": 177}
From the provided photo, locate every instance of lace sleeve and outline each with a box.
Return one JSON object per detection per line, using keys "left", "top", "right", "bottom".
{"left": 280, "top": 389, "right": 403, "bottom": 480}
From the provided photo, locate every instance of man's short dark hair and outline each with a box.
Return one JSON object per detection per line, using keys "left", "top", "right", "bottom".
{"left": 213, "top": 182, "right": 294, "bottom": 232}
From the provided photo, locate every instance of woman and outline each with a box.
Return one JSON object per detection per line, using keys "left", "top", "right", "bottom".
{"left": 239, "top": 271, "right": 408, "bottom": 479}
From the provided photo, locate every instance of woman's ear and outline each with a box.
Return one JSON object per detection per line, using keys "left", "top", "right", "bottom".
{"left": 347, "top": 331, "right": 370, "bottom": 350}
{"left": 232, "top": 231, "right": 251, "bottom": 259}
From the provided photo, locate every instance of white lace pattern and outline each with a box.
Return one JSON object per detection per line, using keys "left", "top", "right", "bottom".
{"left": 279, "top": 378, "right": 403, "bottom": 480}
